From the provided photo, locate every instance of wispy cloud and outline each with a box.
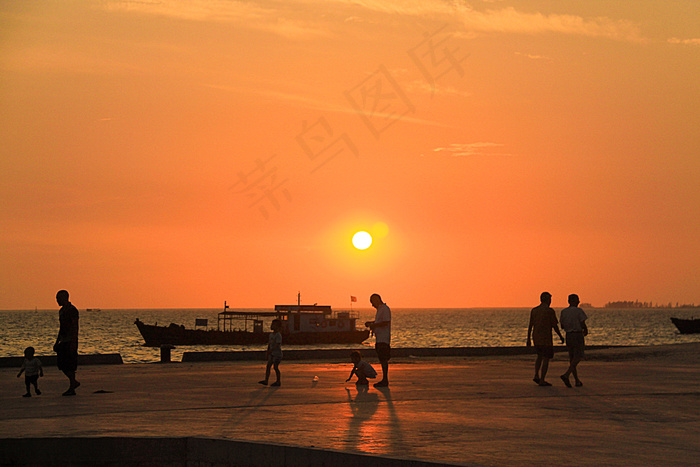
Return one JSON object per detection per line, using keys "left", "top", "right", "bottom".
{"left": 335, "top": 1, "right": 644, "bottom": 41}
{"left": 458, "top": 7, "right": 643, "bottom": 41}
{"left": 405, "top": 80, "right": 473, "bottom": 98}
{"left": 102, "top": 0, "right": 331, "bottom": 39}
{"left": 101, "top": 1, "right": 645, "bottom": 42}
{"left": 667, "top": 37, "right": 700, "bottom": 46}
{"left": 101, "top": 0, "right": 267, "bottom": 22}
{"left": 514, "top": 52, "right": 552, "bottom": 61}
{"left": 432, "top": 142, "right": 511, "bottom": 157}
{"left": 203, "top": 82, "right": 451, "bottom": 128}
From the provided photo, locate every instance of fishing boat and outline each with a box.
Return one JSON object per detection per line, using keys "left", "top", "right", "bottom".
{"left": 670, "top": 317, "right": 700, "bottom": 334}
{"left": 134, "top": 297, "right": 370, "bottom": 347}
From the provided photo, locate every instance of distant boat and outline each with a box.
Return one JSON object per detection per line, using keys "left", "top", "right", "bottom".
{"left": 670, "top": 317, "right": 700, "bottom": 334}
{"left": 86, "top": 308, "right": 101, "bottom": 312}
{"left": 135, "top": 297, "right": 370, "bottom": 347}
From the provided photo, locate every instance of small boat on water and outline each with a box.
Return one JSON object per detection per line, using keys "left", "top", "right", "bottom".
{"left": 670, "top": 317, "right": 700, "bottom": 334}
{"left": 135, "top": 296, "right": 370, "bottom": 347}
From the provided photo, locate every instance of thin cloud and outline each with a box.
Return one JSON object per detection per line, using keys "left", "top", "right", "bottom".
{"left": 432, "top": 142, "right": 511, "bottom": 157}
{"left": 102, "top": 1, "right": 645, "bottom": 42}
{"left": 335, "top": 1, "right": 644, "bottom": 41}
{"left": 460, "top": 7, "right": 643, "bottom": 41}
{"left": 668, "top": 37, "right": 700, "bottom": 46}
{"left": 203, "top": 82, "right": 451, "bottom": 128}
{"left": 102, "top": 0, "right": 331, "bottom": 40}
{"left": 405, "top": 80, "right": 473, "bottom": 98}
{"left": 514, "top": 52, "right": 553, "bottom": 61}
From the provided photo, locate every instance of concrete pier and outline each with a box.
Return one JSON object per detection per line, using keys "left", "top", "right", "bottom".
{"left": 1, "top": 343, "right": 698, "bottom": 466}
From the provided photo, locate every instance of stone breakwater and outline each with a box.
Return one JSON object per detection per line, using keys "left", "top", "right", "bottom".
{"left": 0, "top": 345, "right": 625, "bottom": 366}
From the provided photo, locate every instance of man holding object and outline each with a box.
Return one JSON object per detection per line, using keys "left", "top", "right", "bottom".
{"left": 365, "top": 293, "right": 391, "bottom": 388}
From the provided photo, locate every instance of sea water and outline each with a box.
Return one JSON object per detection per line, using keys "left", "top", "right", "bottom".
{"left": 1, "top": 307, "right": 698, "bottom": 363}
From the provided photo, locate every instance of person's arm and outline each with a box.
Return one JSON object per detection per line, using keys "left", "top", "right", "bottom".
{"left": 582, "top": 320, "right": 588, "bottom": 336}
{"left": 364, "top": 320, "right": 375, "bottom": 337}
{"left": 17, "top": 365, "right": 24, "bottom": 378}
{"left": 38, "top": 360, "right": 43, "bottom": 377}
{"left": 527, "top": 314, "right": 533, "bottom": 346}
{"left": 371, "top": 321, "right": 389, "bottom": 330}
{"left": 346, "top": 365, "right": 357, "bottom": 382}
{"left": 554, "top": 323, "right": 565, "bottom": 343}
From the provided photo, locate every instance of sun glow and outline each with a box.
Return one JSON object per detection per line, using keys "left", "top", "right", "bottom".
{"left": 352, "top": 231, "right": 372, "bottom": 250}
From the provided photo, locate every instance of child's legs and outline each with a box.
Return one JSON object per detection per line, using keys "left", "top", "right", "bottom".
{"left": 534, "top": 354, "right": 543, "bottom": 375}
{"left": 264, "top": 360, "right": 273, "bottom": 380}
{"left": 540, "top": 357, "right": 550, "bottom": 379}
{"left": 30, "top": 375, "right": 39, "bottom": 390}
{"left": 25, "top": 377, "right": 31, "bottom": 393}
{"left": 273, "top": 359, "right": 281, "bottom": 382}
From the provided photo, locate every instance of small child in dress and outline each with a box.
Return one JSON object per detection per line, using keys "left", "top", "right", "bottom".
{"left": 17, "top": 346, "right": 43, "bottom": 397}
{"left": 259, "top": 319, "right": 282, "bottom": 387}
{"left": 346, "top": 350, "right": 377, "bottom": 386}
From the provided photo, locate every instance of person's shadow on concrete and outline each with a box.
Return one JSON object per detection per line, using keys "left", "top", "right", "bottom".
{"left": 343, "top": 386, "right": 380, "bottom": 451}
{"left": 375, "top": 386, "right": 408, "bottom": 458}
{"left": 222, "top": 385, "right": 280, "bottom": 429}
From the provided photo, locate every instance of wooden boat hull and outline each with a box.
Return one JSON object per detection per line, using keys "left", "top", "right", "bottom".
{"left": 135, "top": 319, "right": 370, "bottom": 347}
{"left": 670, "top": 317, "right": 700, "bottom": 334}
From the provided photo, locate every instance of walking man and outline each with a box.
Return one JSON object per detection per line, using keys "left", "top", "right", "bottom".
{"left": 54, "top": 290, "right": 80, "bottom": 396}
{"left": 527, "top": 291, "right": 565, "bottom": 386}
{"left": 366, "top": 293, "right": 391, "bottom": 388}
{"left": 560, "top": 294, "right": 588, "bottom": 387}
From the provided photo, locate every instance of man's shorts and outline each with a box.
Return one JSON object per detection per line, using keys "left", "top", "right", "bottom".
{"left": 375, "top": 342, "right": 391, "bottom": 362}
{"left": 534, "top": 345, "right": 554, "bottom": 359}
{"left": 55, "top": 342, "right": 78, "bottom": 373}
{"left": 566, "top": 332, "right": 585, "bottom": 360}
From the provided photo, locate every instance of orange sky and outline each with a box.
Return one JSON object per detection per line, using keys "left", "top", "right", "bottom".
{"left": 1, "top": 0, "right": 698, "bottom": 309}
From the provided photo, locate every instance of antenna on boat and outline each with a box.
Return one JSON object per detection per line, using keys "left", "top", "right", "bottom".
{"left": 224, "top": 300, "right": 229, "bottom": 311}
{"left": 297, "top": 292, "right": 301, "bottom": 307}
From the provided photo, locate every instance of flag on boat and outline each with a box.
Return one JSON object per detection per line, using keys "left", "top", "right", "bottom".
{"left": 350, "top": 296, "right": 357, "bottom": 302}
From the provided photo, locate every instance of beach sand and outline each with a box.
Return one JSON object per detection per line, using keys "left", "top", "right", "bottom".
{"left": 1, "top": 343, "right": 698, "bottom": 466}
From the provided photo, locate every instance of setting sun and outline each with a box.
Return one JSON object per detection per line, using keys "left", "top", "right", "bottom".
{"left": 352, "top": 231, "right": 372, "bottom": 250}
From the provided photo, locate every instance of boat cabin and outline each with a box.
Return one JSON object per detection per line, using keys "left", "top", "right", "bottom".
{"left": 217, "top": 304, "right": 360, "bottom": 335}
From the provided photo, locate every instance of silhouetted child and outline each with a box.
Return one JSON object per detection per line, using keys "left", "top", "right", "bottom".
{"left": 17, "top": 347, "right": 43, "bottom": 397}
{"left": 259, "top": 319, "right": 282, "bottom": 387}
{"left": 346, "top": 350, "right": 377, "bottom": 386}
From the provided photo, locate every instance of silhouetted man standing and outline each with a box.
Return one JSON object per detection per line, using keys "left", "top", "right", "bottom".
{"left": 366, "top": 293, "right": 391, "bottom": 388}
{"left": 560, "top": 294, "right": 588, "bottom": 387}
{"left": 527, "top": 291, "right": 564, "bottom": 386}
{"left": 54, "top": 290, "right": 80, "bottom": 396}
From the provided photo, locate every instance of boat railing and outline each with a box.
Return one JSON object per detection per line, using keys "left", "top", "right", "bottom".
{"left": 335, "top": 310, "right": 360, "bottom": 321}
